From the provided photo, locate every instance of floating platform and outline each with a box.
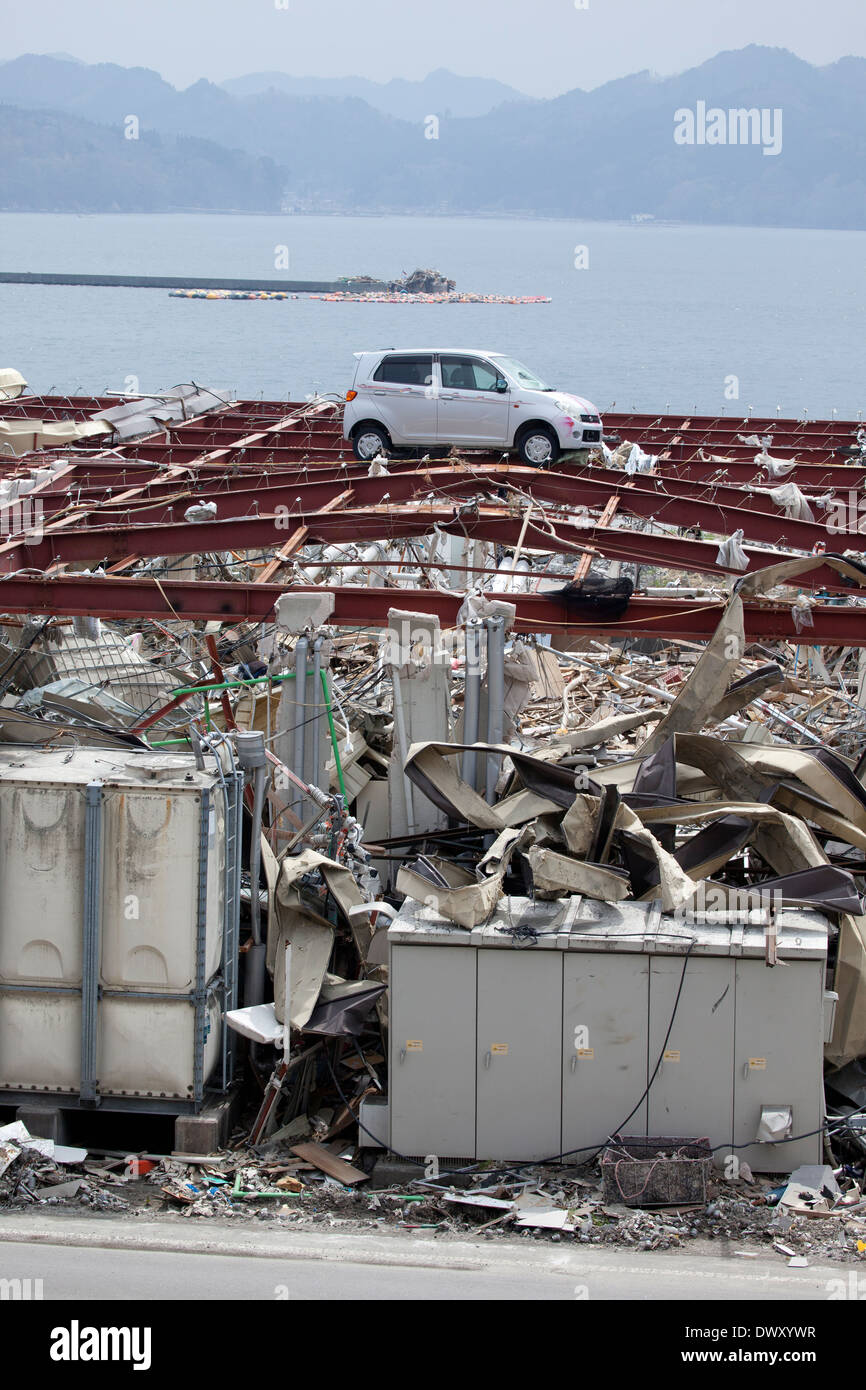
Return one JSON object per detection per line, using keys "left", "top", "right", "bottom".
{"left": 309, "top": 290, "right": 552, "bottom": 304}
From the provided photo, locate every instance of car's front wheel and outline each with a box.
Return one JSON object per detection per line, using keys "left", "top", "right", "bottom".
{"left": 352, "top": 423, "right": 392, "bottom": 461}
{"left": 517, "top": 424, "right": 559, "bottom": 467}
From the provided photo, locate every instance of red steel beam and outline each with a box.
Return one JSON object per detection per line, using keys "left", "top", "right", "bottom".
{"left": 0, "top": 464, "right": 841, "bottom": 573}
{"left": 1, "top": 502, "right": 852, "bottom": 590}
{"left": 0, "top": 574, "right": 864, "bottom": 645}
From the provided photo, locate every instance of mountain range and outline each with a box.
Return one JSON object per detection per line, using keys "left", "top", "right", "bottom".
{"left": 220, "top": 67, "right": 530, "bottom": 121}
{"left": 0, "top": 49, "right": 863, "bottom": 226}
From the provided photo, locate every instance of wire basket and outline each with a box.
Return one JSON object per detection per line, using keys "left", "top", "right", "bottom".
{"left": 601, "top": 1135, "right": 713, "bottom": 1208}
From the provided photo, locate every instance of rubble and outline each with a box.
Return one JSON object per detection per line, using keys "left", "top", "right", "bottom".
{"left": 386, "top": 268, "right": 456, "bottom": 294}
{"left": 0, "top": 382, "right": 865, "bottom": 1267}
{"left": 2, "top": 1116, "right": 863, "bottom": 1264}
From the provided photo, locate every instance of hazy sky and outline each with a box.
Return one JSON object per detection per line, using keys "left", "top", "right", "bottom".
{"left": 3, "top": 0, "right": 865, "bottom": 97}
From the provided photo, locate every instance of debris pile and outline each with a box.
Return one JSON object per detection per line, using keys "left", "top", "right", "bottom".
{"left": 387, "top": 268, "right": 456, "bottom": 295}
{"left": 1, "top": 382, "right": 866, "bottom": 1265}
{"left": 3, "top": 1119, "right": 864, "bottom": 1265}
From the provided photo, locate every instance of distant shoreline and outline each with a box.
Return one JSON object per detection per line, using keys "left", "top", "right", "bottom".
{"left": 1, "top": 210, "right": 864, "bottom": 237}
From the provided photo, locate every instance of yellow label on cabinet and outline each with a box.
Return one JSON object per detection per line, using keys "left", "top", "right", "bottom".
{"left": 663, "top": 1050, "right": 681, "bottom": 1062}
{"left": 491, "top": 1043, "right": 509, "bottom": 1055}
{"left": 576, "top": 1048, "right": 595, "bottom": 1059}
{"left": 406, "top": 1040, "right": 423, "bottom": 1051}
{"left": 749, "top": 1057, "right": 767, "bottom": 1070}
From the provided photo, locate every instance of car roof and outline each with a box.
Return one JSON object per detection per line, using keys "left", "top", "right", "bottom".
{"left": 353, "top": 348, "right": 504, "bottom": 357}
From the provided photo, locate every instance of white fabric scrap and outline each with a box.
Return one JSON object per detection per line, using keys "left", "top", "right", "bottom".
{"left": 625, "top": 443, "right": 658, "bottom": 475}
{"left": 716, "top": 529, "right": 749, "bottom": 570}
{"left": 739, "top": 434, "right": 773, "bottom": 449}
{"left": 184, "top": 500, "right": 218, "bottom": 522}
{"left": 755, "top": 449, "right": 796, "bottom": 480}
{"left": 755, "top": 1106, "right": 793, "bottom": 1143}
{"left": 792, "top": 595, "right": 814, "bottom": 633}
{"left": 768, "top": 483, "right": 814, "bottom": 522}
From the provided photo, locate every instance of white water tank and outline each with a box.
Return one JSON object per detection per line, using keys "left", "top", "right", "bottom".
{"left": 0, "top": 746, "right": 238, "bottom": 1104}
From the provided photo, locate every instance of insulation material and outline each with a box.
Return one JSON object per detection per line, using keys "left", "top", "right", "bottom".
{"left": 527, "top": 844, "right": 630, "bottom": 901}
{"left": 562, "top": 794, "right": 599, "bottom": 857}
{"left": 502, "top": 640, "right": 540, "bottom": 737}
{"left": 396, "top": 826, "right": 526, "bottom": 927}
{"left": 263, "top": 841, "right": 334, "bottom": 1028}
{"left": 638, "top": 596, "right": 745, "bottom": 756}
{"left": 735, "top": 552, "right": 866, "bottom": 596}
{"left": 266, "top": 845, "right": 379, "bottom": 1025}
{"left": 828, "top": 914, "right": 866, "bottom": 1068}
{"left": 0, "top": 417, "right": 111, "bottom": 454}
{"left": 615, "top": 801, "right": 701, "bottom": 912}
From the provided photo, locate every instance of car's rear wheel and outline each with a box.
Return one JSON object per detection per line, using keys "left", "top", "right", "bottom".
{"left": 352, "top": 423, "right": 392, "bottom": 461}
{"left": 517, "top": 424, "right": 559, "bottom": 467}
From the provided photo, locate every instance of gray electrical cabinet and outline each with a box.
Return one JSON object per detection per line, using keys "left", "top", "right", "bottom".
{"left": 733, "top": 950, "right": 825, "bottom": 1171}
{"left": 562, "top": 949, "right": 650, "bottom": 1154}
{"left": 476, "top": 948, "right": 562, "bottom": 1161}
{"left": 389, "top": 931, "right": 476, "bottom": 1159}
{"left": 648, "top": 955, "right": 736, "bottom": 1147}
{"left": 387, "top": 896, "right": 829, "bottom": 1172}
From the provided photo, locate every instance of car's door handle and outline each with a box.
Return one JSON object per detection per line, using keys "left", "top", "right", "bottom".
{"left": 373, "top": 389, "right": 386, "bottom": 395}
{"left": 440, "top": 392, "right": 458, "bottom": 399}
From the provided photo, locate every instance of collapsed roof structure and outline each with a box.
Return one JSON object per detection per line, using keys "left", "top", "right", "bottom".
{"left": 1, "top": 376, "right": 865, "bottom": 1230}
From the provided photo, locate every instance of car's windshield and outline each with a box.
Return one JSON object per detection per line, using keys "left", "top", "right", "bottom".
{"left": 492, "top": 356, "right": 553, "bottom": 390}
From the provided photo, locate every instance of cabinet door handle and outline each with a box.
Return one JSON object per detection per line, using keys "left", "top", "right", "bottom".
{"left": 399, "top": 1048, "right": 407, "bottom": 1064}
{"left": 570, "top": 1054, "right": 577, "bottom": 1073}
{"left": 484, "top": 1050, "right": 492, "bottom": 1069}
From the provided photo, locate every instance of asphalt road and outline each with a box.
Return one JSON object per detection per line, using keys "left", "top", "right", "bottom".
{"left": 0, "top": 1214, "right": 848, "bottom": 1300}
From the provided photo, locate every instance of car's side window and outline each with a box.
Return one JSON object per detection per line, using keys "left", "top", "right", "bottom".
{"left": 440, "top": 356, "right": 500, "bottom": 391}
{"left": 471, "top": 360, "right": 501, "bottom": 391}
{"left": 373, "top": 355, "right": 433, "bottom": 385}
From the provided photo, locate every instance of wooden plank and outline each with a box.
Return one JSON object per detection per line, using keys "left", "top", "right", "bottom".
{"left": 573, "top": 495, "right": 619, "bottom": 582}
{"left": 256, "top": 525, "right": 308, "bottom": 585}
{"left": 256, "top": 488, "right": 355, "bottom": 584}
{"left": 289, "top": 1140, "right": 369, "bottom": 1185}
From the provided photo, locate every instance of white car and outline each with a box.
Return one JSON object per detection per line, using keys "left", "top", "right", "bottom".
{"left": 343, "top": 348, "right": 603, "bottom": 466}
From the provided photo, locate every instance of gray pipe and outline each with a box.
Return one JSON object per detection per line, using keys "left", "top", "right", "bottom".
{"left": 236, "top": 731, "right": 268, "bottom": 1008}
{"left": 391, "top": 666, "right": 416, "bottom": 836}
{"left": 309, "top": 635, "right": 324, "bottom": 792}
{"left": 485, "top": 617, "right": 505, "bottom": 804}
{"left": 462, "top": 619, "right": 482, "bottom": 788}
{"left": 291, "top": 636, "right": 308, "bottom": 820}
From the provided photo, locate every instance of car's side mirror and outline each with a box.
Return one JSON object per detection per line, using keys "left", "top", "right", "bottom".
{"left": 494, "top": 379, "right": 509, "bottom": 393}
